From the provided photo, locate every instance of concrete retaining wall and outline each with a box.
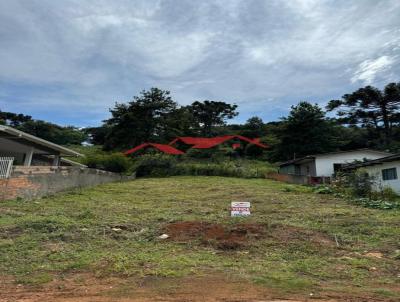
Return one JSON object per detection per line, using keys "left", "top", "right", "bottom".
{"left": 0, "top": 166, "right": 134, "bottom": 201}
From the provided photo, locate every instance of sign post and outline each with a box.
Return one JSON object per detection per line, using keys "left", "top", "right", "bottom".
{"left": 231, "top": 201, "right": 251, "bottom": 217}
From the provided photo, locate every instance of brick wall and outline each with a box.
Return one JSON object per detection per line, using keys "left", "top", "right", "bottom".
{"left": 0, "top": 167, "right": 135, "bottom": 201}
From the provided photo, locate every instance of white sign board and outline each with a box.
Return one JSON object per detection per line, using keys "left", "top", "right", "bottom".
{"left": 231, "top": 201, "right": 251, "bottom": 217}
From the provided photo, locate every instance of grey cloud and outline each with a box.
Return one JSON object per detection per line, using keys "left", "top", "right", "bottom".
{"left": 0, "top": 0, "right": 399, "bottom": 125}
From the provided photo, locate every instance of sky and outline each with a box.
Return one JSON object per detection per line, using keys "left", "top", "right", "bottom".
{"left": 0, "top": 0, "right": 399, "bottom": 127}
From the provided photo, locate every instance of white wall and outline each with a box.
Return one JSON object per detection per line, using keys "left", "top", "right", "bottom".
{"left": 314, "top": 151, "right": 389, "bottom": 177}
{"left": 363, "top": 162, "right": 400, "bottom": 194}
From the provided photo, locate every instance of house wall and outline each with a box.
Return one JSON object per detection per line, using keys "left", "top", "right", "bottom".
{"left": 279, "top": 164, "right": 296, "bottom": 174}
{"left": 315, "top": 151, "right": 388, "bottom": 177}
{"left": 279, "top": 161, "right": 317, "bottom": 176}
{"left": 362, "top": 161, "right": 400, "bottom": 194}
{"left": 0, "top": 167, "right": 135, "bottom": 201}
{"left": 299, "top": 161, "right": 317, "bottom": 177}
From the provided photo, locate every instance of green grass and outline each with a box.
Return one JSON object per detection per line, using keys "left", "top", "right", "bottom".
{"left": 0, "top": 176, "right": 399, "bottom": 298}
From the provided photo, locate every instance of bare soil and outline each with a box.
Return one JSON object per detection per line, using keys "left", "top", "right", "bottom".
{"left": 163, "top": 221, "right": 335, "bottom": 250}
{"left": 1, "top": 273, "right": 394, "bottom": 302}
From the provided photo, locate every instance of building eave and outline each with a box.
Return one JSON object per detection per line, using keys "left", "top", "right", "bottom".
{"left": 0, "top": 125, "right": 83, "bottom": 157}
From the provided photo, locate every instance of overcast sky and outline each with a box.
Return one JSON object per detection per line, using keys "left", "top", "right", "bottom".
{"left": 0, "top": 0, "right": 399, "bottom": 127}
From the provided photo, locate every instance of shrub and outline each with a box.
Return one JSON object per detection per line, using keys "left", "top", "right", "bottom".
{"left": 84, "top": 153, "right": 132, "bottom": 173}
{"left": 133, "top": 154, "right": 177, "bottom": 177}
{"left": 244, "top": 143, "right": 264, "bottom": 158}
{"left": 347, "top": 169, "right": 374, "bottom": 198}
{"left": 131, "top": 154, "right": 276, "bottom": 178}
{"left": 325, "top": 170, "right": 400, "bottom": 210}
{"left": 102, "top": 153, "right": 132, "bottom": 173}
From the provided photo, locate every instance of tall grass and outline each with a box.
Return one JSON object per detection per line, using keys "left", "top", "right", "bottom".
{"left": 133, "top": 154, "right": 276, "bottom": 178}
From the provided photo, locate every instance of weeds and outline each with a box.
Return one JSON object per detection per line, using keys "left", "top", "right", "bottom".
{"left": 0, "top": 177, "right": 399, "bottom": 298}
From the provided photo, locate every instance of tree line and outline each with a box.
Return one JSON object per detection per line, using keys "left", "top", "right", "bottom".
{"left": 0, "top": 111, "right": 87, "bottom": 145}
{"left": 2, "top": 82, "right": 400, "bottom": 161}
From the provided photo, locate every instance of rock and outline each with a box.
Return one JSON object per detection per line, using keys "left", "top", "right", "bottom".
{"left": 112, "top": 227, "right": 122, "bottom": 232}
{"left": 158, "top": 234, "right": 169, "bottom": 239}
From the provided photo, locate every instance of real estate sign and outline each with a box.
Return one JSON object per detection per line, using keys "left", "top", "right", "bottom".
{"left": 231, "top": 201, "right": 251, "bottom": 217}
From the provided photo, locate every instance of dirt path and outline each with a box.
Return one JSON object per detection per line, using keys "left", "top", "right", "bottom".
{"left": 1, "top": 273, "right": 395, "bottom": 302}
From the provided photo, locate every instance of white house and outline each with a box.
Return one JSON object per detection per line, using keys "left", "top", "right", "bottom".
{"left": 279, "top": 149, "right": 392, "bottom": 178}
{"left": 343, "top": 154, "right": 400, "bottom": 194}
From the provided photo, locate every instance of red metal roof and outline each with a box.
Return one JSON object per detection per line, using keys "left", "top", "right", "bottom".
{"left": 170, "top": 135, "right": 268, "bottom": 149}
{"left": 124, "top": 143, "right": 184, "bottom": 155}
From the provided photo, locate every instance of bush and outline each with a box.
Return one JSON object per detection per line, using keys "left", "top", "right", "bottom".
{"left": 133, "top": 154, "right": 177, "bottom": 177}
{"left": 324, "top": 170, "right": 400, "bottom": 210}
{"left": 131, "top": 154, "right": 276, "bottom": 178}
{"left": 84, "top": 153, "right": 132, "bottom": 173}
{"left": 347, "top": 169, "right": 374, "bottom": 198}
{"left": 244, "top": 143, "right": 264, "bottom": 158}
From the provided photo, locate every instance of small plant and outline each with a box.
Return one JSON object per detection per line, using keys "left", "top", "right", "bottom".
{"left": 312, "top": 185, "right": 333, "bottom": 194}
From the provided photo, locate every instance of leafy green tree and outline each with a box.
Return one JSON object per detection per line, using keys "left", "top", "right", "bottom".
{"left": 0, "top": 110, "right": 32, "bottom": 126}
{"left": 18, "top": 120, "right": 87, "bottom": 145}
{"left": 327, "top": 83, "right": 400, "bottom": 144}
{"left": 242, "top": 116, "right": 265, "bottom": 138}
{"left": 84, "top": 126, "right": 111, "bottom": 145}
{"left": 188, "top": 100, "right": 238, "bottom": 136}
{"left": 274, "top": 102, "right": 340, "bottom": 161}
{"left": 103, "top": 88, "right": 179, "bottom": 150}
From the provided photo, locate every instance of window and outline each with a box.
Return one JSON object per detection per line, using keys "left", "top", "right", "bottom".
{"left": 382, "top": 168, "right": 397, "bottom": 181}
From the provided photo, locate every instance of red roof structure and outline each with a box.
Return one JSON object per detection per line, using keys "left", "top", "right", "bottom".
{"left": 124, "top": 143, "right": 184, "bottom": 155}
{"left": 170, "top": 135, "right": 268, "bottom": 149}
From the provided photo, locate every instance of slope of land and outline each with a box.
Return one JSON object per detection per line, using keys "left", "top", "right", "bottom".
{"left": 0, "top": 176, "right": 399, "bottom": 301}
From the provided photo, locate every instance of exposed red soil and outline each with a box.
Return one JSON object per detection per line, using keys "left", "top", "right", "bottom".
{"left": 163, "top": 221, "right": 335, "bottom": 249}
{"left": 164, "top": 221, "right": 265, "bottom": 249}
{"left": 1, "top": 273, "right": 397, "bottom": 302}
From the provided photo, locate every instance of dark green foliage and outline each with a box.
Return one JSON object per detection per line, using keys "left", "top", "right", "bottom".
{"left": 346, "top": 169, "right": 374, "bottom": 198}
{"left": 84, "top": 126, "right": 111, "bottom": 145}
{"left": 327, "top": 82, "right": 400, "bottom": 145}
{"left": 241, "top": 116, "right": 265, "bottom": 138}
{"left": 0, "top": 110, "right": 87, "bottom": 145}
{"left": 18, "top": 120, "right": 87, "bottom": 145}
{"left": 131, "top": 154, "right": 275, "bottom": 178}
{"left": 244, "top": 143, "right": 264, "bottom": 158}
{"left": 188, "top": 100, "right": 238, "bottom": 136}
{"left": 0, "top": 110, "right": 32, "bottom": 126}
{"left": 273, "top": 102, "right": 340, "bottom": 161}
{"left": 84, "top": 153, "right": 133, "bottom": 173}
{"left": 133, "top": 154, "right": 177, "bottom": 177}
{"left": 103, "top": 88, "right": 179, "bottom": 150}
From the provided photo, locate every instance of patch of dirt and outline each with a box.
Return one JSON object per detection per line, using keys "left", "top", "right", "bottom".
{"left": 0, "top": 226, "right": 24, "bottom": 239}
{"left": 0, "top": 273, "right": 397, "bottom": 302}
{"left": 364, "top": 252, "right": 384, "bottom": 259}
{"left": 164, "top": 221, "right": 265, "bottom": 250}
{"left": 163, "top": 221, "right": 335, "bottom": 250}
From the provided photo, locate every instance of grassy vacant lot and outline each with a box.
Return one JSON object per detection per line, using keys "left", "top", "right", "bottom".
{"left": 0, "top": 176, "right": 399, "bottom": 301}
